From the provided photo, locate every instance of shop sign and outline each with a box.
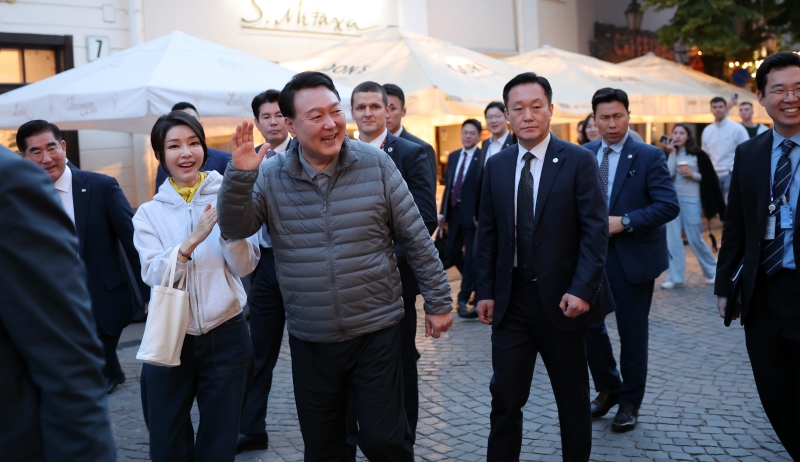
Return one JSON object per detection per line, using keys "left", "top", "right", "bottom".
{"left": 242, "top": 0, "right": 379, "bottom": 37}
{"left": 592, "top": 22, "right": 674, "bottom": 64}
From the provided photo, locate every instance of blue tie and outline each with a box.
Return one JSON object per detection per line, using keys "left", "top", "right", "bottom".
{"left": 762, "top": 139, "right": 797, "bottom": 276}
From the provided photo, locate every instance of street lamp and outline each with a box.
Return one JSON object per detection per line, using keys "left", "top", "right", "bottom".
{"left": 625, "top": 0, "right": 644, "bottom": 31}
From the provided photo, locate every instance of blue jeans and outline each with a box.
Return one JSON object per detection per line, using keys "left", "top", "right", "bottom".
{"left": 718, "top": 173, "right": 731, "bottom": 204}
{"left": 665, "top": 196, "right": 717, "bottom": 283}
{"left": 141, "top": 313, "right": 253, "bottom": 462}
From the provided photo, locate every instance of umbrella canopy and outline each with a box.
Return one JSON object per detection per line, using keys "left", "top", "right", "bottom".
{"left": 282, "top": 25, "right": 526, "bottom": 124}
{"left": 0, "top": 31, "right": 352, "bottom": 134}
{"left": 619, "top": 52, "right": 769, "bottom": 123}
{"left": 506, "top": 46, "right": 721, "bottom": 122}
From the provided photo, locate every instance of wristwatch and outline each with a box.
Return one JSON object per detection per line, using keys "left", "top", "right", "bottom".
{"left": 621, "top": 214, "right": 632, "bottom": 231}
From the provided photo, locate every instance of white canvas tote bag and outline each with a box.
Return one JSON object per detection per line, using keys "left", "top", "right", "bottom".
{"left": 136, "top": 246, "right": 190, "bottom": 367}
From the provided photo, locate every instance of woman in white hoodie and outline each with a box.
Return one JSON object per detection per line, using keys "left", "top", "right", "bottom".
{"left": 133, "top": 111, "right": 260, "bottom": 462}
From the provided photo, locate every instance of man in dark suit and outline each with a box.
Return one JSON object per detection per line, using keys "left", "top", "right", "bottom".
{"left": 0, "top": 145, "right": 116, "bottom": 461}
{"left": 475, "top": 101, "right": 517, "bottom": 220}
{"left": 716, "top": 52, "right": 800, "bottom": 460}
{"left": 347, "top": 81, "right": 437, "bottom": 452}
{"left": 384, "top": 83, "right": 438, "bottom": 186}
{"left": 583, "top": 88, "right": 679, "bottom": 432}
{"left": 441, "top": 119, "right": 483, "bottom": 318}
{"left": 154, "top": 102, "right": 232, "bottom": 192}
{"left": 18, "top": 120, "right": 150, "bottom": 395}
{"left": 476, "top": 72, "right": 613, "bottom": 462}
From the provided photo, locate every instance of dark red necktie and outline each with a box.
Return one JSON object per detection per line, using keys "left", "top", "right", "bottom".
{"left": 450, "top": 151, "right": 468, "bottom": 207}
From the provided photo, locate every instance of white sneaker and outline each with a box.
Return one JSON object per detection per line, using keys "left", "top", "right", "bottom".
{"left": 705, "top": 277, "right": 715, "bottom": 285}
{"left": 661, "top": 282, "right": 683, "bottom": 289}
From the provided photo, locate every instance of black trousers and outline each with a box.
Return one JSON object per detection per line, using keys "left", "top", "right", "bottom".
{"left": 488, "top": 272, "right": 592, "bottom": 462}
{"left": 240, "top": 249, "right": 286, "bottom": 435}
{"left": 345, "top": 264, "right": 421, "bottom": 459}
{"left": 745, "top": 269, "right": 800, "bottom": 461}
{"left": 97, "top": 329, "right": 122, "bottom": 380}
{"left": 289, "top": 324, "right": 413, "bottom": 462}
{"left": 585, "top": 246, "right": 655, "bottom": 408}
{"left": 446, "top": 220, "right": 476, "bottom": 304}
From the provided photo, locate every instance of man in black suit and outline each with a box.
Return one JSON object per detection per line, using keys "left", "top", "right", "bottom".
{"left": 0, "top": 145, "right": 116, "bottom": 461}
{"left": 347, "top": 81, "right": 437, "bottom": 452}
{"left": 18, "top": 120, "right": 150, "bottom": 394}
{"left": 582, "top": 88, "right": 679, "bottom": 433}
{"left": 475, "top": 101, "right": 517, "bottom": 221}
{"left": 154, "top": 102, "right": 232, "bottom": 191}
{"left": 384, "top": 83, "right": 438, "bottom": 186}
{"left": 476, "top": 72, "right": 613, "bottom": 462}
{"left": 716, "top": 52, "right": 800, "bottom": 460}
{"left": 441, "top": 119, "right": 483, "bottom": 318}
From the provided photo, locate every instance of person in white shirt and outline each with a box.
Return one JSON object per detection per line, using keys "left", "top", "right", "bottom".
{"left": 479, "top": 101, "right": 516, "bottom": 166}
{"left": 236, "top": 89, "right": 291, "bottom": 454}
{"left": 739, "top": 101, "right": 770, "bottom": 139}
{"left": 701, "top": 96, "right": 750, "bottom": 202}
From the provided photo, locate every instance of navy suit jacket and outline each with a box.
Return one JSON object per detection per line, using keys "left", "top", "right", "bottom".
{"left": 399, "top": 128, "right": 438, "bottom": 187}
{"left": 440, "top": 147, "right": 482, "bottom": 230}
{"left": 583, "top": 137, "right": 680, "bottom": 283}
{"left": 0, "top": 150, "right": 115, "bottom": 461}
{"left": 384, "top": 132, "right": 437, "bottom": 234}
{"left": 476, "top": 135, "right": 614, "bottom": 331}
{"left": 70, "top": 164, "right": 150, "bottom": 335}
{"left": 155, "top": 147, "right": 232, "bottom": 192}
{"left": 715, "top": 130, "right": 800, "bottom": 322}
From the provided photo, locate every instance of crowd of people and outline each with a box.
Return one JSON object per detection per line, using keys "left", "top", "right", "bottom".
{"left": 2, "top": 51, "right": 800, "bottom": 462}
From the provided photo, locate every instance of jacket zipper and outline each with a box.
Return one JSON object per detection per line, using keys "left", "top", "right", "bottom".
{"left": 187, "top": 201, "right": 205, "bottom": 334}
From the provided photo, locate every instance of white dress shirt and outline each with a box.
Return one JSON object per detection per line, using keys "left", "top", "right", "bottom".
{"left": 392, "top": 126, "right": 404, "bottom": 137}
{"left": 272, "top": 136, "right": 291, "bottom": 154}
{"left": 485, "top": 130, "right": 510, "bottom": 163}
{"left": 453, "top": 145, "right": 478, "bottom": 181}
{"left": 596, "top": 132, "right": 628, "bottom": 206}
{"left": 701, "top": 117, "right": 749, "bottom": 175}
{"left": 367, "top": 129, "right": 388, "bottom": 149}
{"left": 513, "top": 133, "right": 550, "bottom": 266}
{"left": 54, "top": 165, "right": 75, "bottom": 224}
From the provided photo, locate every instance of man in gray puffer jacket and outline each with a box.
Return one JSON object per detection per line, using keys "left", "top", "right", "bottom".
{"left": 217, "top": 71, "right": 453, "bottom": 461}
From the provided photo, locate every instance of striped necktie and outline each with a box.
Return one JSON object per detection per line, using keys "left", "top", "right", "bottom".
{"left": 761, "top": 139, "right": 797, "bottom": 276}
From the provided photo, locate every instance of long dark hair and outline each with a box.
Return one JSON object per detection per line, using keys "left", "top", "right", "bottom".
{"left": 580, "top": 113, "right": 594, "bottom": 145}
{"left": 672, "top": 123, "right": 701, "bottom": 156}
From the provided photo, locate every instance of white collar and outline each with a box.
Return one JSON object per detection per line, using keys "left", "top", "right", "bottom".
{"left": 54, "top": 164, "right": 72, "bottom": 193}
{"left": 273, "top": 136, "right": 291, "bottom": 153}
{"left": 365, "top": 128, "right": 388, "bottom": 149}
{"left": 462, "top": 145, "right": 478, "bottom": 156}
{"left": 492, "top": 129, "right": 510, "bottom": 143}
{"left": 392, "top": 126, "right": 404, "bottom": 137}
{"left": 517, "top": 133, "right": 551, "bottom": 162}
{"left": 713, "top": 117, "right": 730, "bottom": 128}
{"left": 601, "top": 132, "right": 628, "bottom": 154}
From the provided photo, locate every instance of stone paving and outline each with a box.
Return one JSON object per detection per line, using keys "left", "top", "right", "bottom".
{"left": 108, "top": 256, "right": 792, "bottom": 461}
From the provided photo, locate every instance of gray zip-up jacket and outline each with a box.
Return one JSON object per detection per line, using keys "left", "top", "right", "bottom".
{"left": 218, "top": 137, "right": 452, "bottom": 343}
{"left": 134, "top": 171, "right": 260, "bottom": 335}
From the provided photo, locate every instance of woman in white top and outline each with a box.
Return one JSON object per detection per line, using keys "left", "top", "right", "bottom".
{"left": 662, "top": 123, "right": 723, "bottom": 289}
{"left": 133, "top": 111, "right": 260, "bottom": 462}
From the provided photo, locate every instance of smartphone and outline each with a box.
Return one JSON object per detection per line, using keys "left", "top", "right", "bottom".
{"left": 659, "top": 134, "right": 672, "bottom": 144}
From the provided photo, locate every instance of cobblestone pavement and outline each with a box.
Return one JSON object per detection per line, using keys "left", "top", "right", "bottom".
{"left": 109, "top": 256, "right": 792, "bottom": 461}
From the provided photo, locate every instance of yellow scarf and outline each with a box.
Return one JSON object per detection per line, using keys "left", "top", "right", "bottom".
{"left": 170, "top": 172, "right": 208, "bottom": 204}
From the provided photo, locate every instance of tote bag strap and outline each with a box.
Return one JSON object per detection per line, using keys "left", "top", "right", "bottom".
{"left": 160, "top": 246, "right": 183, "bottom": 288}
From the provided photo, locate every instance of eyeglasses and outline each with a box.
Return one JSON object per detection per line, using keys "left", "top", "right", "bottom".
{"left": 26, "top": 147, "right": 62, "bottom": 161}
{"left": 769, "top": 87, "right": 800, "bottom": 98}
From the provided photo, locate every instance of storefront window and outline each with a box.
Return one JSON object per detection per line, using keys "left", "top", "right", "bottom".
{"left": 0, "top": 49, "right": 23, "bottom": 83}
{"left": 24, "top": 49, "right": 57, "bottom": 83}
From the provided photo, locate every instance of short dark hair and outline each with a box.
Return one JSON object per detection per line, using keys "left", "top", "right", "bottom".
{"left": 383, "top": 83, "right": 405, "bottom": 108}
{"left": 739, "top": 101, "right": 753, "bottom": 108}
{"left": 591, "top": 88, "right": 629, "bottom": 113}
{"left": 484, "top": 101, "right": 506, "bottom": 116}
{"left": 17, "top": 120, "right": 63, "bottom": 152}
{"left": 278, "top": 71, "right": 340, "bottom": 120}
{"left": 150, "top": 111, "right": 208, "bottom": 174}
{"left": 462, "top": 118, "right": 482, "bottom": 133}
{"left": 710, "top": 96, "right": 726, "bottom": 106}
{"left": 502, "top": 72, "right": 553, "bottom": 107}
{"left": 172, "top": 102, "right": 199, "bottom": 114}
{"left": 351, "top": 81, "right": 388, "bottom": 107}
{"left": 756, "top": 51, "right": 800, "bottom": 94}
{"left": 251, "top": 89, "right": 281, "bottom": 118}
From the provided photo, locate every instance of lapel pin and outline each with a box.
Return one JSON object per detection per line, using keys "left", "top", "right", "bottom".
{"left": 387, "top": 147, "right": 393, "bottom": 152}
{"left": 627, "top": 154, "right": 632, "bottom": 158}
{"left": 81, "top": 189, "right": 86, "bottom": 192}
{"left": 553, "top": 158, "right": 558, "bottom": 163}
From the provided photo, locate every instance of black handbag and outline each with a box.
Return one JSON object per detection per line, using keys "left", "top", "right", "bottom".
{"left": 434, "top": 228, "right": 453, "bottom": 270}
{"left": 724, "top": 260, "right": 745, "bottom": 327}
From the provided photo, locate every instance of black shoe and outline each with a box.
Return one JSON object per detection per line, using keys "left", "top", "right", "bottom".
{"left": 236, "top": 433, "right": 268, "bottom": 454}
{"left": 611, "top": 405, "right": 638, "bottom": 433}
{"left": 457, "top": 302, "right": 479, "bottom": 319}
{"left": 106, "top": 372, "right": 126, "bottom": 395}
{"left": 590, "top": 390, "right": 619, "bottom": 418}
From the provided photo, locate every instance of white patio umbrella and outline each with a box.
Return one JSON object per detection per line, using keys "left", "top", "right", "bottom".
{"left": 619, "top": 52, "right": 770, "bottom": 123}
{"left": 506, "top": 46, "right": 719, "bottom": 123}
{"left": 0, "top": 31, "right": 352, "bottom": 134}
{"left": 282, "top": 25, "right": 527, "bottom": 125}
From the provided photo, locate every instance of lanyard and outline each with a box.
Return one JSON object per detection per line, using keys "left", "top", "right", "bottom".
{"left": 769, "top": 151, "right": 800, "bottom": 213}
